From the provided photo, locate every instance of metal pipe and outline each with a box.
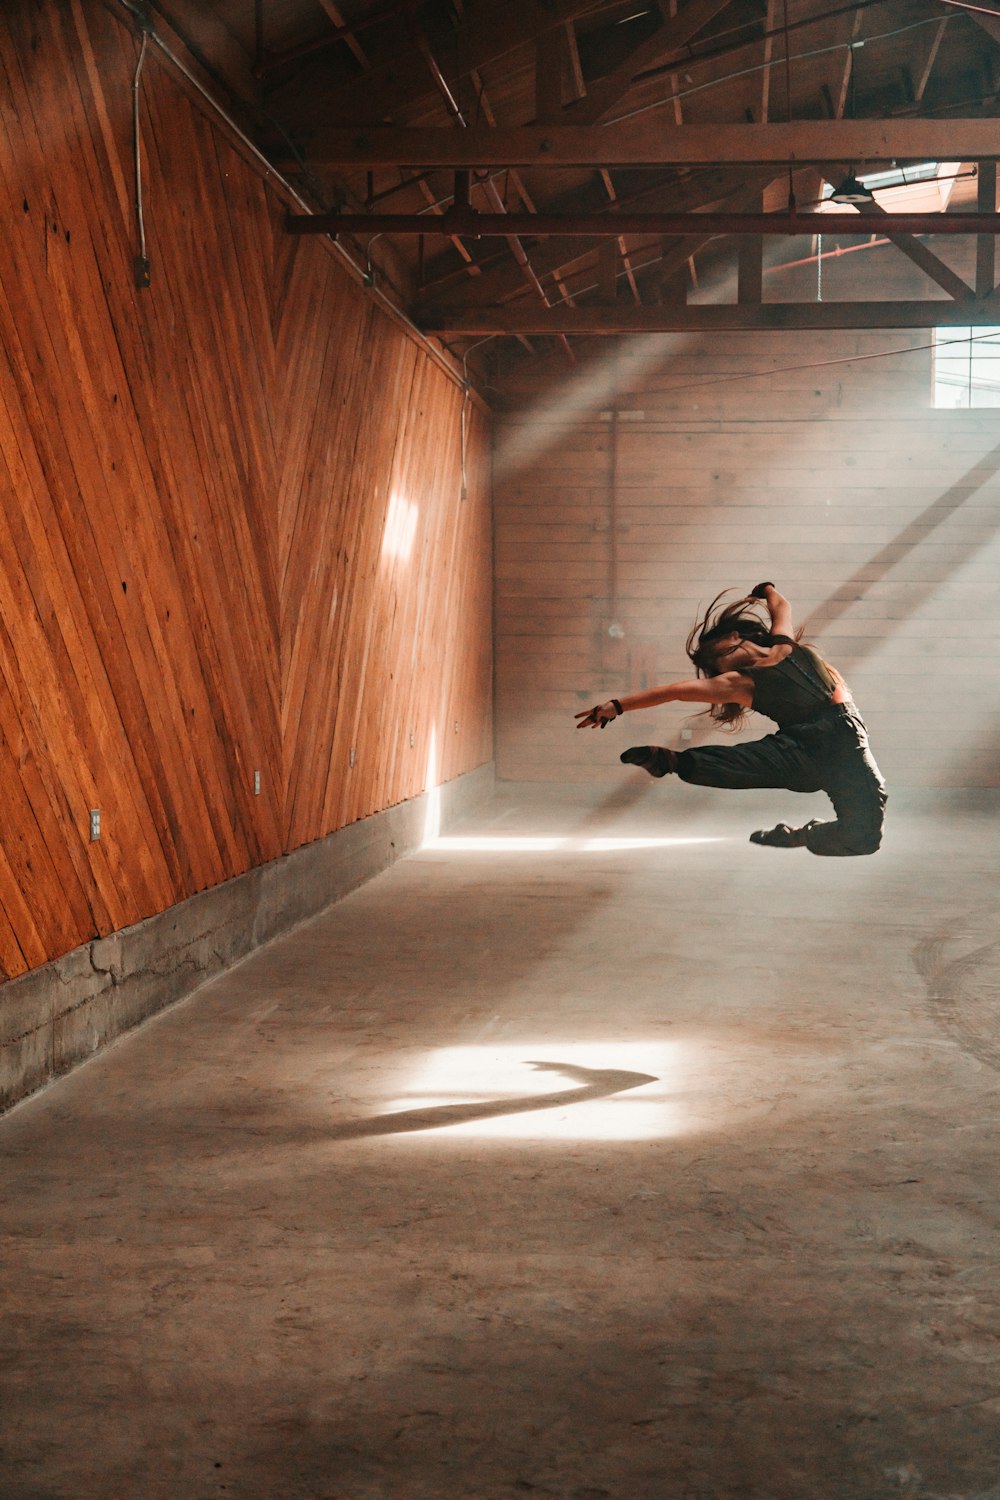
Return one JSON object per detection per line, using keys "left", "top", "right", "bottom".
{"left": 287, "top": 208, "right": 1000, "bottom": 237}
{"left": 770, "top": 235, "right": 891, "bottom": 272}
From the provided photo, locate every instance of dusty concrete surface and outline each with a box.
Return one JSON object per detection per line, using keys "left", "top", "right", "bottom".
{"left": 2, "top": 781, "right": 999, "bottom": 1500}
{"left": 0, "top": 764, "right": 494, "bottom": 1112}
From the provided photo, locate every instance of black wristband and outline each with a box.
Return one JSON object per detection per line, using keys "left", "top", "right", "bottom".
{"left": 611, "top": 699, "right": 623, "bottom": 716}
{"left": 750, "top": 581, "right": 774, "bottom": 599}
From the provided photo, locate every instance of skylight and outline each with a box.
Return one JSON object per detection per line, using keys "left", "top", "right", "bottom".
{"left": 933, "top": 329, "right": 1000, "bottom": 409}
{"left": 819, "top": 162, "right": 962, "bottom": 213}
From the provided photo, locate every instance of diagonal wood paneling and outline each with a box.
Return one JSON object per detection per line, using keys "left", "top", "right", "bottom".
{"left": 0, "top": 0, "right": 492, "bottom": 982}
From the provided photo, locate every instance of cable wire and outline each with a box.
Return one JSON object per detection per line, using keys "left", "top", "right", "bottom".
{"left": 649, "top": 330, "right": 1000, "bottom": 396}
{"left": 608, "top": 12, "right": 956, "bottom": 124}
{"left": 929, "top": 0, "right": 1000, "bottom": 16}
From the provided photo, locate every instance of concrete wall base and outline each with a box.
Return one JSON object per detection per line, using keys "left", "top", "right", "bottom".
{"left": 0, "top": 764, "right": 494, "bottom": 1113}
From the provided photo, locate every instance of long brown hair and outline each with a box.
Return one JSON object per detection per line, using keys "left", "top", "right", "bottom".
{"left": 685, "top": 589, "right": 799, "bottom": 729}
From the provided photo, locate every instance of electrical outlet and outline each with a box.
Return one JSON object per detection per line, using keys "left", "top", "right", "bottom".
{"left": 89, "top": 809, "right": 101, "bottom": 841}
{"left": 409, "top": 732, "right": 415, "bottom": 747}
{"left": 349, "top": 749, "right": 356, "bottom": 768}
{"left": 253, "top": 770, "right": 261, "bottom": 795}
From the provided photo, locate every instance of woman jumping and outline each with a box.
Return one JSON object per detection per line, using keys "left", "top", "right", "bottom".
{"left": 575, "top": 583, "right": 886, "bottom": 856}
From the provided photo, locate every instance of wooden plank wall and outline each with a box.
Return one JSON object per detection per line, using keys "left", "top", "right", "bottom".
{"left": 0, "top": 0, "right": 492, "bottom": 982}
{"left": 494, "top": 315, "right": 1000, "bottom": 789}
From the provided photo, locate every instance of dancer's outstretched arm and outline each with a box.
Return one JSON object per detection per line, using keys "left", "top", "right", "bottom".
{"left": 575, "top": 672, "right": 751, "bottom": 729}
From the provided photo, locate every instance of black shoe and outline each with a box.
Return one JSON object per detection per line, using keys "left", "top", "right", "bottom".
{"left": 620, "top": 746, "right": 673, "bottom": 778}
{"left": 749, "top": 819, "right": 819, "bottom": 848}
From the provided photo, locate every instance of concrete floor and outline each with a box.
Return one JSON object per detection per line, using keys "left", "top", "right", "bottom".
{"left": 2, "top": 781, "right": 999, "bottom": 1500}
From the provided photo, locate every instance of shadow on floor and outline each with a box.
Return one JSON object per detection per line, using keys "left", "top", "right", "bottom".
{"left": 324, "top": 1061, "right": 658, "bottom": 1140}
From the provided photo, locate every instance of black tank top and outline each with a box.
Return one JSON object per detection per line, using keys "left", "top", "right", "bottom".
{"left": 746, "top": 643, "right": 847, "bottom": 728}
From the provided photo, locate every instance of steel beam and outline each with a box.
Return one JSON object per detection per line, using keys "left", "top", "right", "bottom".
{"left": 290, "top": 121, "right": 1000, "bottom": 169}
{"left": 421, "top": 301, "right": 1000, "bottom": 334}
{"left": 288, "top": 209, "right": 1000, "bottom": 238}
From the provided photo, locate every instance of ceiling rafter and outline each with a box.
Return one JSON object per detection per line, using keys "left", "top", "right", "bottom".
{"left": 863, "top": 198, "right": 975, "bottom": 301}
{"left": 413, "top": 169, "right": 775, "bottom": 314}
{"left": 314, "top": 0, "right": 616, "bottom": 124}
{"left": 915, "top": 18, "right": 949, "bottom": 103}
{"left": 286, "top": 120, "right": 1000, "bottom": 168}
{"left": 563, "top": 0, "right": 733, "bottom": 125}
{"left": 406, "top": 9, "right": 569, "bottom": 360}
{"left": 244, "top": 0, "right": 1000, "bottom": 353}
{"left": 314, "top": 0, "right": 368, "bottom": 68}
{"left": 465, "top": 65, "right": 578, "bottom": 312}
{"left": 599, "top": 171, "right": 642, "bottom": 304}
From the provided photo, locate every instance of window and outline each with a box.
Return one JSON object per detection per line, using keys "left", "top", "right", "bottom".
{"left": 933, "top": 329, "right": 1000, "bottom": 408}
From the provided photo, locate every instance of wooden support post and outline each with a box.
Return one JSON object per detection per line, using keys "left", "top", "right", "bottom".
{"left": 598, "top": 242, "right": 618, "bottom": 304}
{"left": 738, "top": 232, "right": 763, "bottom": 304}
{"left": 977, "top": 161, "right": 997, "bottom": 299}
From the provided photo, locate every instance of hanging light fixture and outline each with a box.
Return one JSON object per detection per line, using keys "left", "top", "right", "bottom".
{"left": 829, "top": 172, "right": 876, "bottom": 205}
{"left": 828, "top": 38, "right": 875, "bottom": 207}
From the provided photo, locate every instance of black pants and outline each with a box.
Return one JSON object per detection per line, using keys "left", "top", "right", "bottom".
{"left": 674, "top": 704, "right": 887, "bottom": 857}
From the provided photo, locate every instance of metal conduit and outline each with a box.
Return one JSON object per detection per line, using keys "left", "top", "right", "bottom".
{"left": 108, "top": 0, "right": 482, "bottom": 398}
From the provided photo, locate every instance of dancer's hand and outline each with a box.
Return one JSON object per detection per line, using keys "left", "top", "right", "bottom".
{"left": 750, "top": 581, "right": 775, "bottom": 599}
{"left": 575, "top": 700, "right": 622, "bottom": 729}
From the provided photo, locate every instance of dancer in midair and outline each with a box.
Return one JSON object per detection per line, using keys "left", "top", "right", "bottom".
{"left": 576, "top": 582, "right": 886, "bottom": 856}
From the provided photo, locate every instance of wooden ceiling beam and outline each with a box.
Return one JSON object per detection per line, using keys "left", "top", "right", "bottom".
{"left": 313, "top": 0, "right": 612, "bottom": 124}
{"left": 968, "top": 9, "right": 1000, "bottom": 49}
{"left": 565, "top": 0, "right": 732, "bottom": 126}
{"left": 401, "top": 168, "right": 773, "bottom": 304}
{"left": 414, "top": 172, "right": 780, "bottom": 316}
{"left": 315, "top": 0, "right": 368, "bottom": 69}
{"left": 291, "top": 120, "right": 1000, "bottom": 168}
{"left": 422, "top": 300, "right": 1000, "bottom": 334}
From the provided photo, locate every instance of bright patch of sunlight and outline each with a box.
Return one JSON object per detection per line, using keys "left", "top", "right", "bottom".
{"left": 492, "top": 333, "right": 691, "bottom": 482}
{"left": 424, "top": 834, "right": 725, "bottom": 853}
{"left": 578, "top": 836, "right": 724, "bottom": 851}
{"left": 428, "top": 835, "right": 566, "bottom": 852}
{"left": 385, "top": 1042, "right": 688, "bottom": 1140}
{"left": 382, "top": 491, "right": 419, "bottom": 561}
